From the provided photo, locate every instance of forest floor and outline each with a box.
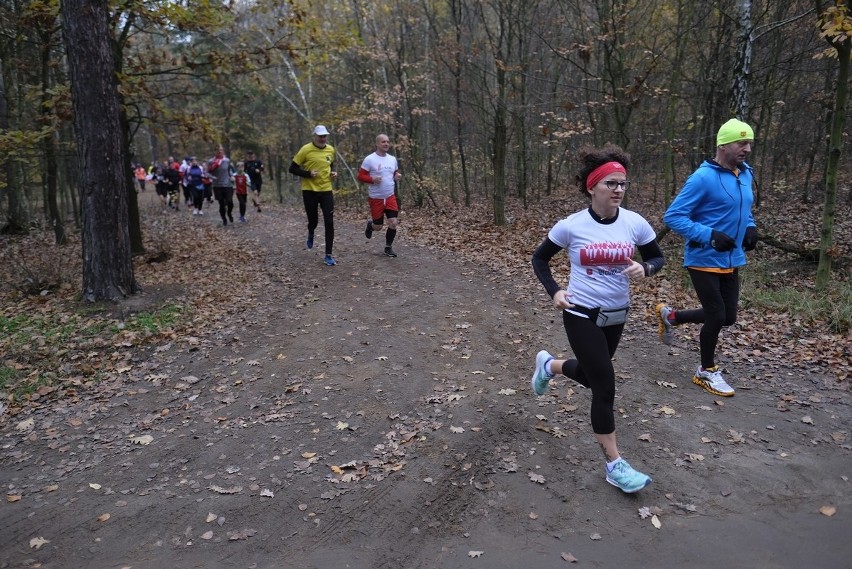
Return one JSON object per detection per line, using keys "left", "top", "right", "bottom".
{"left": 0, "top": 188, "right": 850, "bottom": 569}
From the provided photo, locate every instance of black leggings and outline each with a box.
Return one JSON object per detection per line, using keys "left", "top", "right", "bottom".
{"left": 192, "top": 188, "right": 205, "bottom": 211}
{"left": 675, "top": 268, "right": 740, "bottom": 369}
{"left": 214, "top": 186, "right": 234, "bottom": 222}
{"left": 237, "top": 193, "right": 247, "bottom": 217}
{"left": 302, "top": 190, "right": 335, "bottom": 255}
{"left": 557, "top": 310, "right": 625, "bottom": 435}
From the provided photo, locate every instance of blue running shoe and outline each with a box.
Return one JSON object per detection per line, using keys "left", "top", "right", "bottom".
{"left": 606, "top": 459, "right": 652, "bottom": 493}
{"left": 306, "top": 234, "right": 314, "bottom": 249}
{"left": 531, "top": 350, "right": 554, "bottom": 395}
{"left": 324, "top": 254, "right": 337, "bottom": 266}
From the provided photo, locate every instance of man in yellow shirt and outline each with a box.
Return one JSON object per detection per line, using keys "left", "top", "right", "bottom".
{"left": 289, "top": 125, "right": 338, "bottom": 266}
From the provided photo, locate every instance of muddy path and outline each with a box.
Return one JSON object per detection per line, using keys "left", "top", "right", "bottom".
{"left": 1, "top": 200, "right": 849, "bottom": 569}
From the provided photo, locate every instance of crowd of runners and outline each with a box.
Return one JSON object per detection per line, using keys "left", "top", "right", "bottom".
{"left": 133, "top": 148, "right": 264, "bottom": 226}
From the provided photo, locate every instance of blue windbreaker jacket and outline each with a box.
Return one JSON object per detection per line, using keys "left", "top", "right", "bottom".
{"left": 663, "top": 160, "right": 755, "bottom": 268}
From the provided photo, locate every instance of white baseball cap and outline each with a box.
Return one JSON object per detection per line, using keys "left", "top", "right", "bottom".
{"left": 313, "top": 125, "right": 330, "bottom": 136}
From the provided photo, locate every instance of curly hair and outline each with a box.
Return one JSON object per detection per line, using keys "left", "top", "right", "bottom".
{"left": 574, "top": 143, "right": 631, "bottom": 197}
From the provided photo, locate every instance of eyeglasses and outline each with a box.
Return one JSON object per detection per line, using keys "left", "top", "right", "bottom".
{"left": 602, "top": 180, "right": 630, "bottom": 191}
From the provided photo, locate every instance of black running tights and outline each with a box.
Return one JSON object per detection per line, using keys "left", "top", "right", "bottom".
{"left": 302, "top": 190, "right": 335, "bottom": 255}
{"left": 675, "top": 268, "right": 740, "bottom": 369}
{"left": 557, "top": 310, "right": 625, "bottom": 435}
{"left": 214, "top": 186, "right": 234, "bottom": 222}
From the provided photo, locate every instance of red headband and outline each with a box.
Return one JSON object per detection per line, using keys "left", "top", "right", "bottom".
{"left": 586, "top": 161, "right": 626, "bottom": 190}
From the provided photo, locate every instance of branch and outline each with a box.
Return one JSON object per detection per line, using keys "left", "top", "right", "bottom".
{"left": 760, "top": 234, "right": 820, "bottom": 262}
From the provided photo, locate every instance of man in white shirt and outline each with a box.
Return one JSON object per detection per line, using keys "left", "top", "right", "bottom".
{"left": 357, "top": 134, "right": 402, "bottom": 257}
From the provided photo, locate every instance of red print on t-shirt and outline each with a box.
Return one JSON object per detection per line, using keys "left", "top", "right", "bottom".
{"left": 579, "top": 241, "right": 634, "bottom": 267}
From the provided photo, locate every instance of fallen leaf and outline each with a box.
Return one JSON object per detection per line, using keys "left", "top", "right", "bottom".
{"left": 686, "top": 453, "right": 704, "bottom": 462}
{"left": 209, "top": 485, "right": 242, "bottom": 494}
{"left": 638, "top": 433, "right": 652, "bottom": 442}
{"left": 16, "top": 418, "right": 34, "bottom": 431}
{"left": 7, "top": 494, "right": 22, "bottom": 502}
{"left": 89, "top": 483, "right": 102, "bottom": 490}
{"left": 656, "top": 381, "right": 678, "bottom": 389}
{"left": 450, "top": 426, "right": 465, "bottom": 433}
{"left": 499, "top": 388, "right": 517, "bottom": 395}
{"left": 129, "top": 434, "right": 154, "bottom": 445}
{"left": 247, "top": 360, "right": 260, "bottom": 366}
{"left": 260, "top": 489, "right": 274, "bottom": 498}
{"left": 376, "top": 356, "right": 388, "bottom": 361}
{"left": 561, "top": 552, "right": 578, "bottom": 563}
{"left": 301, "top": 452, "right": 317, "bottom": 459}
{"left": 97, "top": 513, "right": 110, "bottom": 522}
{"left": 200, "top": 531, "right": 214, "bottom": 540}
{"left": 206, "top": 513, "right": 217, "bottom": 523}
{"left": 820, "top": 505, "right": 837, "bottom": 517}
{"left": 468, "top": 551, "right": 484, "bottom": 558}
{"left": 727, "top": 430, "right": 745, "bottom": 443}
{"left": 528, "top": 472, "right": 545, "bottom": 484}
{"left": 651, "top": 514, "right": 662, "bottom": 529}
{"left": 29, "top": 537, "right": 50, "bottom": 550}
{"left": 802, "top": 416, "right": 814, "bottom": 425}
{"left": 529, "top": 512, "right": 538, "bottom": 520}
{"left": 638, "top": 506, "right": 651, "bottom": 519}
{"left": 659, "top": 405, "right": 676, "bottom": 415}
{"left": 227, "top": 528, "right": 257, "bottom": 541}
{"left": 590, "top": 533, "right": 602, "bottom": 540}
{"left": 336, "top": 421, "right": 349, "bottom": 430}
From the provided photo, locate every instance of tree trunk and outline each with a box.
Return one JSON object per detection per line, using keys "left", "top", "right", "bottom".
{"left": 0, "top": 55, "right": 28, "bottom": 235}
{"left": 61, "top": 0, "right": 137, "bottom": 301}
{"left": 732, "top": 0, "right": 753, "bottom": 117}
{"left": 492, "top": 63, "right": 507, "bottom": 226}
{"left": 39, "top": 29, "right": 66, "bottom": 245}
{"left": 815, "top": 28, "right": 849, "bottom": 289}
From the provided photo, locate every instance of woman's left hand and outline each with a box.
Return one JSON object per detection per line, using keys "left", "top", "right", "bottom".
{"left": 621, "top": 259, "right": 645, "bottom": 279}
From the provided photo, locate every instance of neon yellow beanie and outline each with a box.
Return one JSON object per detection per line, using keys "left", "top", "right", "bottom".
{"left": 717, "top": 118, "right": 754, "bottom": 146}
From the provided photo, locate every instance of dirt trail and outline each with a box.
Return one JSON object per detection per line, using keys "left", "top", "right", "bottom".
{"left": 1, "top": 200, "right": 849, "bottom": 569}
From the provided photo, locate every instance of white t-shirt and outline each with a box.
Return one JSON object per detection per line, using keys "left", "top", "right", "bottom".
{"left": 360, "top": 152, "right": 398, "bottom": 199}
{"left": 548, "top": 208, "right": 656, "bottom": 310}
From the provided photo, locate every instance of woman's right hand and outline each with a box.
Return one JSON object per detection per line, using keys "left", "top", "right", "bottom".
{"left": 553, "top": 290, "right": 573, "bottom": 309}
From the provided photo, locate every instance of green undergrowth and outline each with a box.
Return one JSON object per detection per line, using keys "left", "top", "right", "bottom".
{"left": 0, "top": 303, "right": 186, "bottom": 407}
{"left": 739, "top": 261, "right": 851, "bottom": 334}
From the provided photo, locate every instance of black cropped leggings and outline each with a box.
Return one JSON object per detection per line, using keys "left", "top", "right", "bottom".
{"left": 557, "top": 310, "right": 625, "bottom": 435}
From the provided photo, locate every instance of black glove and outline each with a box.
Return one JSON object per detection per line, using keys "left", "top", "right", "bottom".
{"left": 743, "top": 226, "right": 758, "bottom": 251}
{"left": 710, "top": 230, "right": 735, "bottom": 252}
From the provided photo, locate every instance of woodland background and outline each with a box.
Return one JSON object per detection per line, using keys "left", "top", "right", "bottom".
{"left": 0, "top": 1, "right": 850, "bottom": 407}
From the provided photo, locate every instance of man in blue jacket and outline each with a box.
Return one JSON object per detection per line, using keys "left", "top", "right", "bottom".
{"left": 656, "top": 118, "right": 758, "bottom": 397}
